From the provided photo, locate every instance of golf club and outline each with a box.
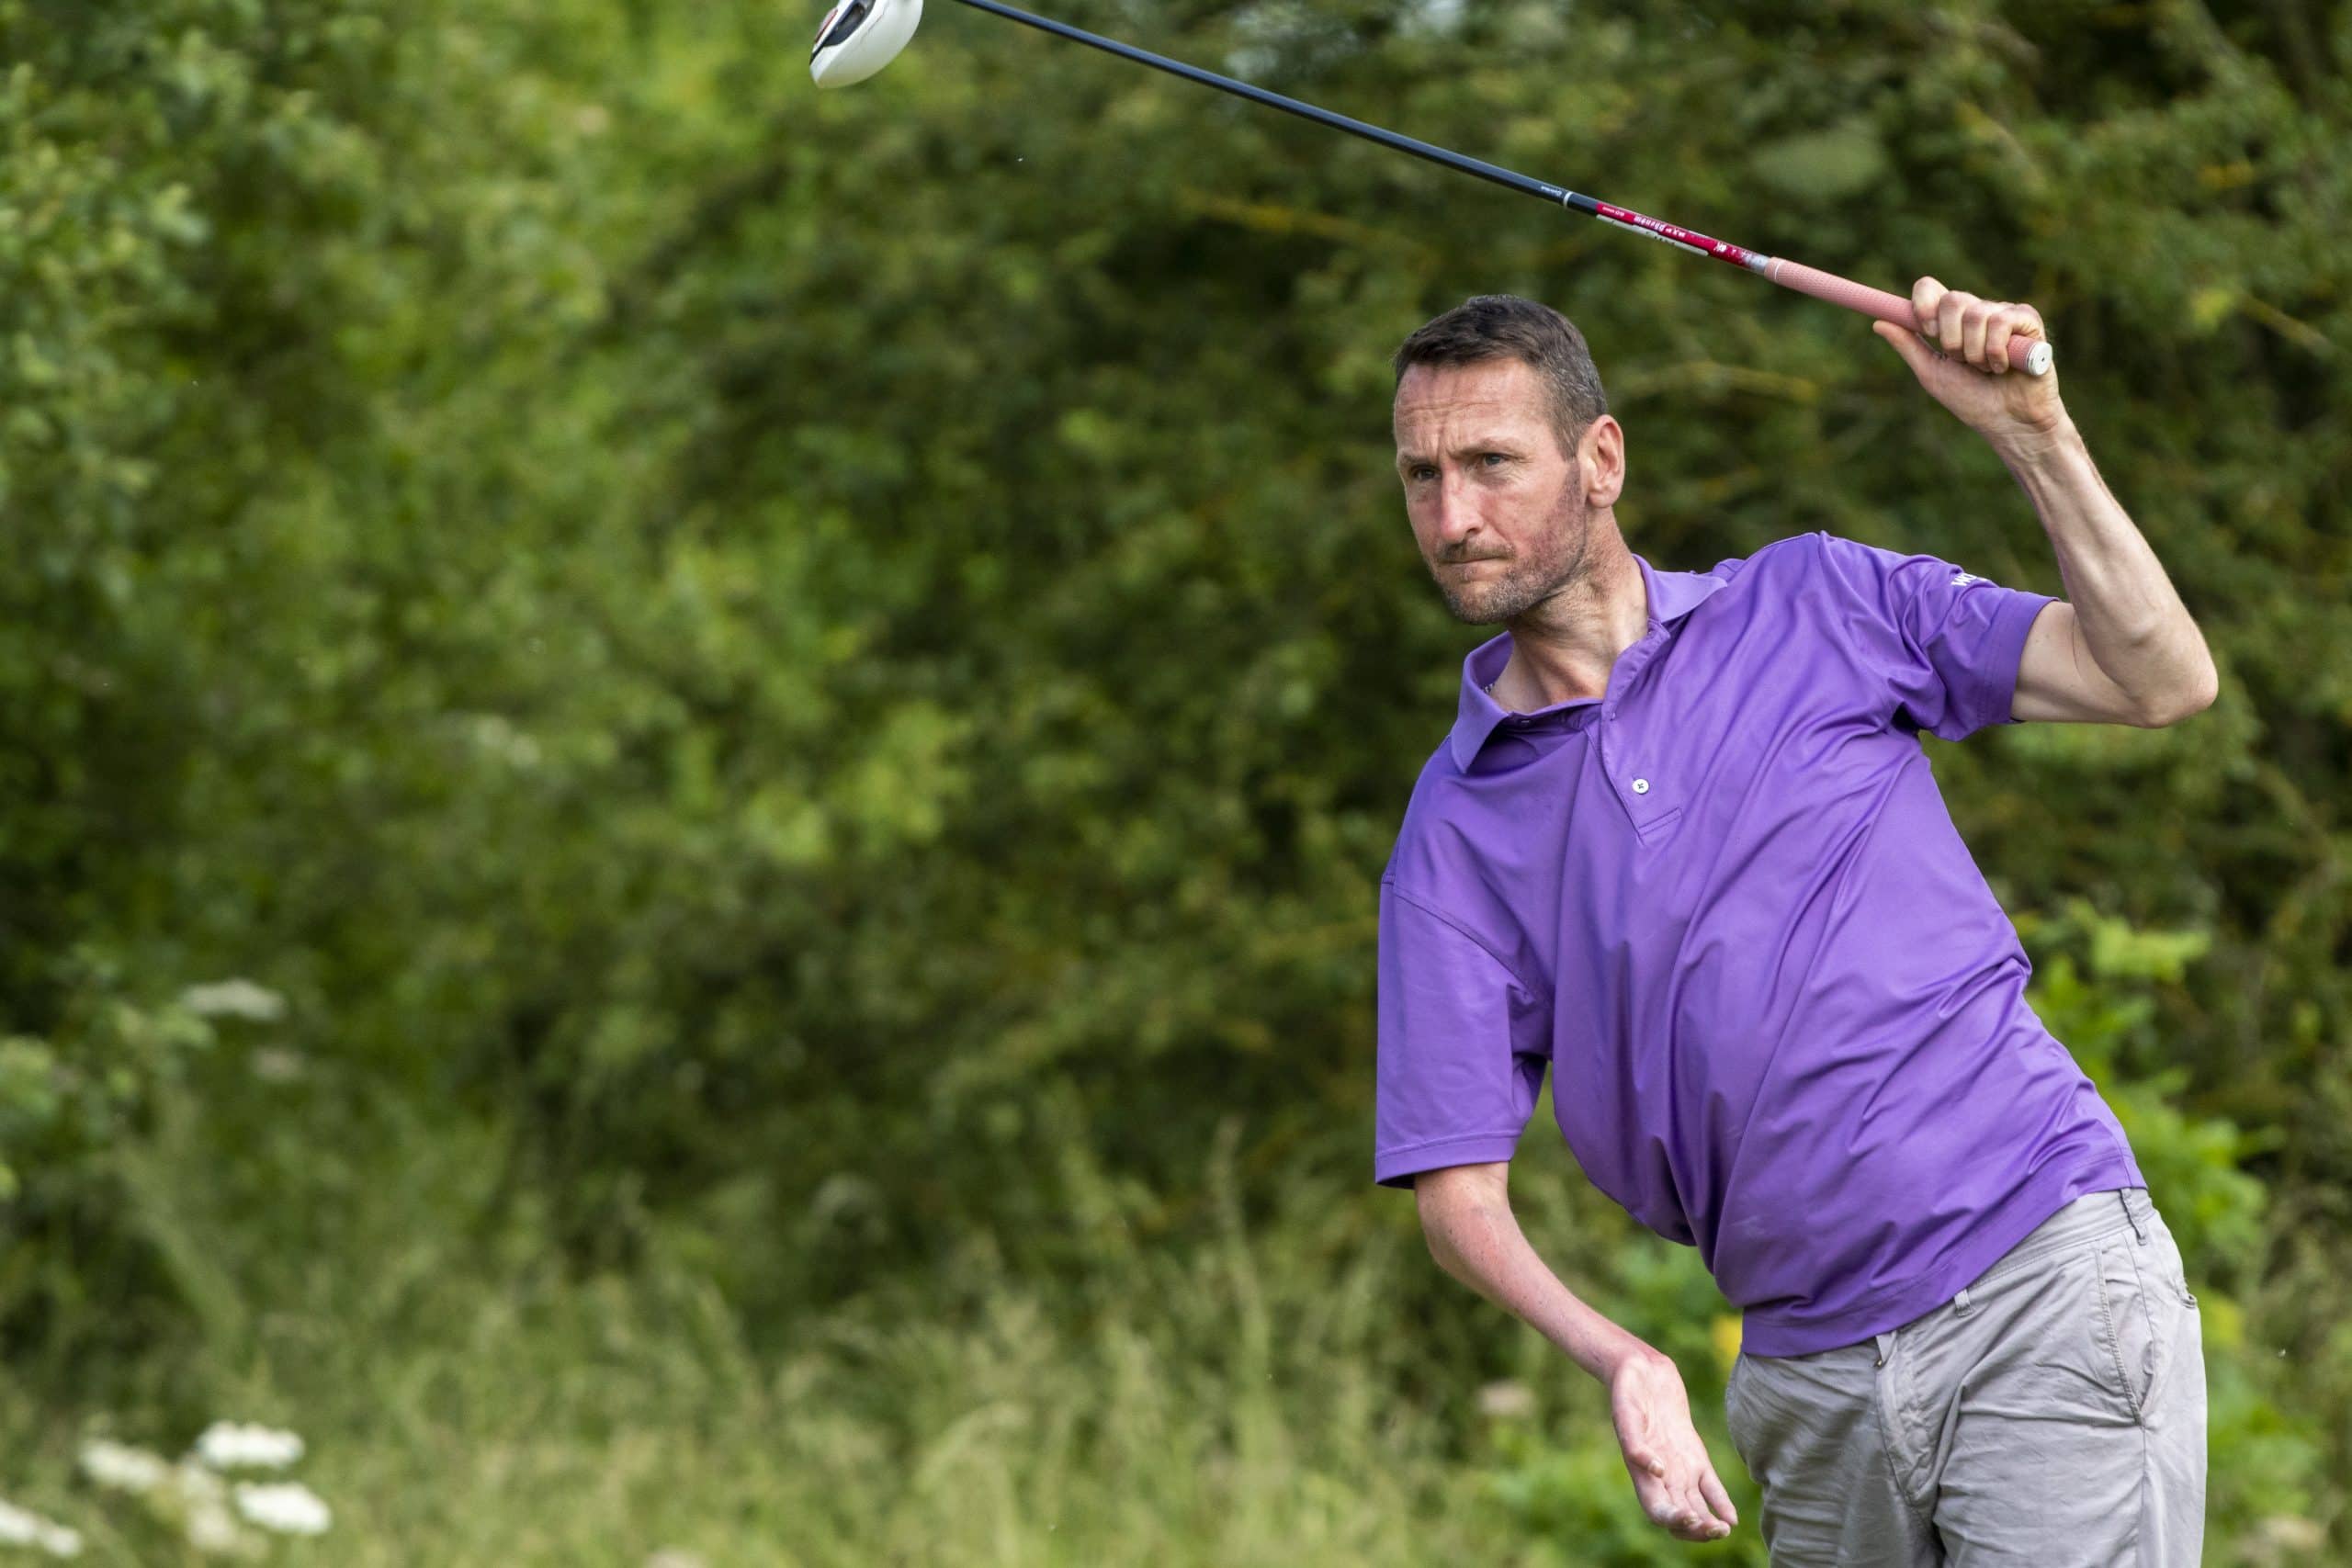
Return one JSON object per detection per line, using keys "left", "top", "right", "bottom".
{"left": 811, "top": 0, "right": 2054, "bottom": 377}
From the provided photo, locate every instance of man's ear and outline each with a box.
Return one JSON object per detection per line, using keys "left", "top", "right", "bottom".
{"left": 1578, "top": 415, "right": 1627, "bottom": 508}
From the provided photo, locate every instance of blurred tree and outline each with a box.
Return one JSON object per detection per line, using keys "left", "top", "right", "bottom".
{"left": 1, "top": 0, "right": 2346, "bottom": 1552}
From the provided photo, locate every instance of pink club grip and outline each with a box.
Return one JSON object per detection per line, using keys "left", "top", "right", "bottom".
{"left": 1762, "top": 257, "right": 2053, "bottom": 376}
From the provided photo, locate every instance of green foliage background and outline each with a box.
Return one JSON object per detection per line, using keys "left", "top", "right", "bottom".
{"left": 0, "top": 0, "right": 2345, "bottom": 1561}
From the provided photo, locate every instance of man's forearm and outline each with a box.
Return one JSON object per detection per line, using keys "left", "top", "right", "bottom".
{"left": 1420, "top": 1183, "right": 1661, "bottom": 1382}
{"left": 1990, "top": 417, "right": 2218, "bottom": 718}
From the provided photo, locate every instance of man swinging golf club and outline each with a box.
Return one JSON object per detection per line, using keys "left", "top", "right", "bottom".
{"left": 1375, "top": 285, "right": 2216, "bottom": 1563}
{"left": 809, "top": 4, "right": 2206, "bottom": 1556}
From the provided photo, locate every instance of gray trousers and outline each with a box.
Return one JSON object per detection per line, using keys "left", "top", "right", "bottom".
{"left": 1724, "top": 1187, "right": 2206, "bottom": 1566}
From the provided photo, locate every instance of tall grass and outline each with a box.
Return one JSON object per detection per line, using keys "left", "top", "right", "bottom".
{"left": 7, "top": 1110, "right": 1735, "bottom": 1564}
{"left": 3, "top": 1089, "right": 2332, "bottom": 1563}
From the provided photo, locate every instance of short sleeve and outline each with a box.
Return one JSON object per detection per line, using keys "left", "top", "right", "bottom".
{"left": 1374, "top": 879, "right": 1549, "bottom": 1189}
{"left": 1812, "top": 531, "right": 2056, "bottom": 741}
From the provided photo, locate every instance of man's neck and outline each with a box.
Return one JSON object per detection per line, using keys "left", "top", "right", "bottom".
{"left": 1489, "top": 542, "right": 1649, "bottom": 711}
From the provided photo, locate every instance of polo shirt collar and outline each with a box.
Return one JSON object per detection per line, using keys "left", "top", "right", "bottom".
{"left": 1447, "top": 553, "right": 1728, "bottom": 772}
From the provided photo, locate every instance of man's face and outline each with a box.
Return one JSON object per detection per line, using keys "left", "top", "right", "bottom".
{"left": 1393, "top": 357, "right": 1600, "bottom": 625}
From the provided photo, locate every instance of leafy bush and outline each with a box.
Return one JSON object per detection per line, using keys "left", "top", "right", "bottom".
{"left": 1, "top": 0, "right": 2346, "bottom": 1556}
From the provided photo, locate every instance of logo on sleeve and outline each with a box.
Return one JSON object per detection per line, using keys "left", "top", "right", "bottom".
{"left": 1951, "top": 570, "right": 1985, "bottom": 587}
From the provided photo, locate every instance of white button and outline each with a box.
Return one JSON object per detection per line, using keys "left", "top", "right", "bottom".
{"left": 1632, "top": 778, "right": 1649, "bottom": 794}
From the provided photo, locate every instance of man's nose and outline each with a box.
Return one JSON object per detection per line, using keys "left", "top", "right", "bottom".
{"left": 1431, "top": 472, "right": 1485, "bottom": 543}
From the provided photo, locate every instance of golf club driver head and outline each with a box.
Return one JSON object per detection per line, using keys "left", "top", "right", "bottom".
{"left": 810, "top": 0, "right": 923, "bottom": 88}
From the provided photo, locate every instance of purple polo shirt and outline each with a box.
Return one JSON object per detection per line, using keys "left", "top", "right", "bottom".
{"left": 1374, "top": 531, "right": 2143, "bottom": 1357}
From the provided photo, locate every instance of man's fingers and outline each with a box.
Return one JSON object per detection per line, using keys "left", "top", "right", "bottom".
{"left": 1682, "top": 1481, "right": 1731, "bottom": 1537}
{"left": 1700, "top": 1466, "right": 1740, "bottom": 1528}
{"left": 1938, "top": 289, "right": 1972, "bottom": 354}
{"left": 1641, "top": 1471, "right": 1726, "bottom": 1540}
{"left": 1652, "top": 1496, "right": 1706, "bottom": 1539}
{"left": 1898, "top": 288, "right": 2055, "bottom": 378}
{"left": 1910, "top": 276, "right": 1946, "bottom": 335}
{"left": 1989, "top": 304, "right": 2043, "bottom": 376}
{"left": 1985, "top": 310, "right": 2014, "bottom": 375}
{"left": 1632, "top": 1471, "right": 1678, "bottom": 1529}
{"left": 1962, "top": 299, "right": 1991, "bottom": 367}
{"left": 1634, "top": 1469, "right": 1702, "bottom": 1537}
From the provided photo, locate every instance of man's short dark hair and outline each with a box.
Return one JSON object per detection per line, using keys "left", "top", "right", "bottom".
{"left": 1392, "top": 295, "right": 1609, "bottom": 457}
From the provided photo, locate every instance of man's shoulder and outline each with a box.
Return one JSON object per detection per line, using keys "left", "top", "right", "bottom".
{"left": 1707, "top": 530, "right": 1833, "bottom": 584}
{"left": 1383, "top": 727, "right": 1510, "bottom": 890}
{"left": 1387, "top": 736, "right": 1464, "bottom": 840}
{"left": 1648, "top": 534, "right": 1832, "bottom": 619}
{"left": 1381, "top": 775, "right": 1539, "bottom": 980}
{"left": 1683, "top": 533, "right": 1889, "bottom": 623}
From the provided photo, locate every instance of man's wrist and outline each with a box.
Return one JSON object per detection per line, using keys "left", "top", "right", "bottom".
{"left": 1984, "top": 412, "right": 2083, "bottom": 472}
{"left": 1590, "top": 1328, "right": 1669, "bottom": 1382}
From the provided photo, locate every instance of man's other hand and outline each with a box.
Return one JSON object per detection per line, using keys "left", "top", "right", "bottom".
{"left": 1607, "top": 1345, "right": 1741, "bottom": 1543}
{"left": 1873, "top": 276, "right": 2067, "bottom": 453}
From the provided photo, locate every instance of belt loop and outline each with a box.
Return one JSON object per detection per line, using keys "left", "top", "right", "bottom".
{"left": 1954, "top": 1285, "right": 1973, "bottom": 1318}
{"left": 2118, "top": 1189, "right": 2147, "bottom": 1244}
{"left": 1872, "top": 1329, "right": 1896, "bottom": 1368}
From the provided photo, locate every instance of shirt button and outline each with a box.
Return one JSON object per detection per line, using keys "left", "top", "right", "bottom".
{"left": 1632, "top": 778, "right": 1650, "bottom": 794}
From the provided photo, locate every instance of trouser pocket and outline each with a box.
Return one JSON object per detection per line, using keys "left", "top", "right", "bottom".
{"left": 2095, "top": 1232, "right": 2190, "bottom": 1422}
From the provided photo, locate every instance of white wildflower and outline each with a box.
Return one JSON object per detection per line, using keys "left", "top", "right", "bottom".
{"left": 193, "top": 1421, "right": 305, "bottom": 1471}
{"left": 175, "top": 1461, "right": 227, "bottom": 1502}
{"left": 184, "top": 1495, "right": 251, "bottom": 1557}
{"left": 158, "top": 1464, "right": 252, "bottom": 1557}
{"left": 232, "top": 1482, "right": 331, "bottom": 1537}
{"left": 1476, "top": 1379, "right": 1537, "bottom": 1420}
{"left": 646, "top": 1553, "right": 709, "bottom": 1568}
{"left": 78, "top": 1438, "right": 172, "bottom": 1494}
{"left": 0, "top": 1498, "right": 84, "bottom": 1558}
{"left": 178, "top": 979, "right": 288, "bottom": 1022}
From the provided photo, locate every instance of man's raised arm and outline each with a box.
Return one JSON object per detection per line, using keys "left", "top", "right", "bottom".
{"left": 1413, "top": 1161, "right": 1739, "bottom": 1545}
{"left": 1872, "top": 276, "right": 2220, "bottom": 728}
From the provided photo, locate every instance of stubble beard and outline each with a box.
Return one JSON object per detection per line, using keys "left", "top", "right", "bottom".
{"left": 1431, "top": 475, "right": 1592, "bottom": 626}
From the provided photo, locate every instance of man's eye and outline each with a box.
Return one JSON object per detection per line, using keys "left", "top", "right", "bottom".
{"left": 1482, "top": 453, "right": 1507, "bottom": 466}
{"left": 1409, "top": 467, "right": 1434, "bottom": 481}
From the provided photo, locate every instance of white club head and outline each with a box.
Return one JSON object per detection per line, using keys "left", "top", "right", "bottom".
{"left": 811, "top": 0, "right": 924, "bottom": 89}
